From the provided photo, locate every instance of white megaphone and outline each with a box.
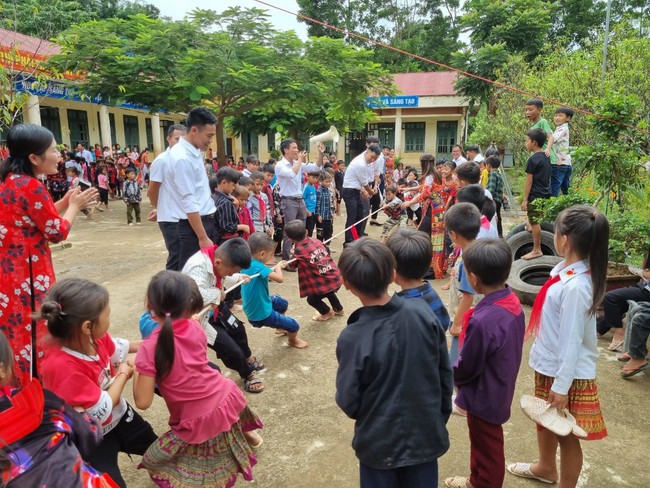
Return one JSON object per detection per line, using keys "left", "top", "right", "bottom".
{"left": 309, "top": 126, "right": 340, "bottom": 150}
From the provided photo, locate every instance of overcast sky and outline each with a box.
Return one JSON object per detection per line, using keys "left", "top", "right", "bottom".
{"left": 148, "top": 0, "right": 308, "bottom": 39}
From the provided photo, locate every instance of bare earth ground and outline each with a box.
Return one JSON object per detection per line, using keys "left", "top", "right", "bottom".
{"left": 52, "top": 197, "right": 649, "bottom": 487}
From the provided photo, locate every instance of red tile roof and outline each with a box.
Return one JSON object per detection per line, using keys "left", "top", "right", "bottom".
{"left": 0, "top": 28, "right": 60, "bottom": 56}
{"left": 393, "top": 71, "right": 458, "bottom": 96}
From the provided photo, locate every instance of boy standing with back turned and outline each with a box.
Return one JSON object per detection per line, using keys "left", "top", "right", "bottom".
{"left": 336, "top": 238, "right": 452, "bottom": 488}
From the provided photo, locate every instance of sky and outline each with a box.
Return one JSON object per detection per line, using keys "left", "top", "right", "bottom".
{"left": 148, "top": 0, "right": 309, "bottom": 39}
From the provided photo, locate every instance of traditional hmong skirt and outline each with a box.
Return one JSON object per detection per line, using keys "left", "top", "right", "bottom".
{"left": 534, "top": 372, "right": 607, "bottom": 440}
{"left": 139, "top": 406, "right": 263, "bottom": 487}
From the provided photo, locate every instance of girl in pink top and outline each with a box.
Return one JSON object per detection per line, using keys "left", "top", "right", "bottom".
{"left": 134, "top": 271, "right": 263, "bottom": 488}
{"left": 97, "top": 165, "right": 109, "bottom": 211}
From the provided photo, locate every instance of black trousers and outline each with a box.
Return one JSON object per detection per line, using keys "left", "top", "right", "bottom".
{"left": 307, "top": 291, "right": 343, "bottom": 315}
{"left": 208, "top": 316, "right": 255, "bottom": 379}
{"left": 369, "top": 188, "right": 381, "bottom": 222}
{"left": 317, "top": 219, "right": 334, "bottom": 247}
{"left": 342, "top": 188, "right": 365, "bottom": 243}
{"left": 158, "top": 221, "right": 180, "bottom": 271}
{"left": 305, "top": 214, "right": 316, "bottom": 237}
{"left": 86, "top": 403, "right": 157, "bottom": 488}
{"left": 177, "top": 215, "right": 216, "bottom": 271}
{"left": 601, "top": 284, "right": 650, "bottom": 332}
{"left": 494, "top": 199, "right": 503, "bottom": 237}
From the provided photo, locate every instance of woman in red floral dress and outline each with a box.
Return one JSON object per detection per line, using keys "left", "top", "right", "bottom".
{"left": 0, "top": 124, "right": 98, "bottom": 387}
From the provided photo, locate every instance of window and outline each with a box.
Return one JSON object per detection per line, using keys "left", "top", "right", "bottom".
{"left": 404, "top": 122, "right": 425, "bottom": 152}
{"left": 145, "top": 118, "right": 153, "bottom": 150}
{"left": 267, "top": 132, "right": 276, "bottom": 151}
{"left": 41, "top": 107, "right": 62, "bottom": 143}
{"left": 67, "top": 109, "right": 89, "bottom": 147}
{"left": 160, "top": 120, "right": 173, "bottom": 148}
{"left": 241, "top": 131, "right": 259, "bottom": 157}
{"left": 297, "top": 133, "right": 310, "bottom": 153}
{"left": 377, "top": 123, "right": 395, "bottom": 148}
{"left": 436, "top": 121, "right": 458, "bottom": 159}
{"left": 123, "top": 115, "right": 140, "bottom": 149}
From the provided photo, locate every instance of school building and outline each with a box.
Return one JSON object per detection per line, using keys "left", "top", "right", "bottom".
{"left": 0, "top": 28, "right": 185, "bottom": 155}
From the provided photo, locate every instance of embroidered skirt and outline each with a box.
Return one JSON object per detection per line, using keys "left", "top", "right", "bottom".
{"left": 534, "top": 372, "right": 607, "bottom": 440}
{"left": 139, "top": 406, "right": 263, "bottom": 487}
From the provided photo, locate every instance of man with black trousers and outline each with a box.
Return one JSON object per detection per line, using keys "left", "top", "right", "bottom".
{"left": 365, "top": 136, "right": 383, "bottom": 231}
{"left": 167, "top": 107, "right": 218, "bottom": 270}
{"left": 342, "top": 145, "right": 380, "bottom": 244}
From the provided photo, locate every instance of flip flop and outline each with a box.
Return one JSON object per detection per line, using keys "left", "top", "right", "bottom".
{"left": 507, "top": 463, "right": 556, "bottom": 484}
{"left": 608, "top": 339, "right": 625, "bottom": 352}
{"left": 621, "top": 363, "right": 649, "bottom": 378}
{"left": 444, "top": 476, "right": 469, "bottom": 488}
{"left": 617, "top": 352, "right": 631, "bottom": 362}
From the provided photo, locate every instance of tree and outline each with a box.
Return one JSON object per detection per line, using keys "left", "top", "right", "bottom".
{"left": 48, "top": 8, "right": 394, "bottom": 162}
{"left": 0, "top": 0, "right": 160, "bottom": 38}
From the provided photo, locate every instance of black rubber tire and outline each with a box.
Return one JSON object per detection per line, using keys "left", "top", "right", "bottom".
{"left": 508, "top": 256, "right": 563, "bottom": 306}
{"left": 505, "top": 230, "right": 557, "bottom": 261}
{"left": 505, "top": 221, "right": 555, "bottom": 240}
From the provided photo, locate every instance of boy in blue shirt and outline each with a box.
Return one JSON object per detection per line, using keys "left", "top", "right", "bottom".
{"left": 386, "top": 228, "right": 450, "bottom": 331}
{"left": 241, "top": 232, "right": 308, "bottom": 349}
{"left": 303, "top": 171, "right": 320, "bottom": 237}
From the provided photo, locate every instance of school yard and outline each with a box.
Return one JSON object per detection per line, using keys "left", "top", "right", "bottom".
{"left": 52, "top": 198, "right": 649, "bottom": 488}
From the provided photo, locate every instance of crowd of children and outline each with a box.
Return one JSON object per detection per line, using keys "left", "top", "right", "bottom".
{"left": 2, "top": 98, "right": 612, "bottom": 488}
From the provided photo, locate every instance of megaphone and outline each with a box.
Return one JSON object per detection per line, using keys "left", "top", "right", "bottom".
{"left": 309, "top": 126, "right": 340, "bottom": 148}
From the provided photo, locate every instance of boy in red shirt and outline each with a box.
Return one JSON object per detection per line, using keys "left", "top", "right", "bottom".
{"left": 285, "top": 219, "right": 344, "bottom": 321}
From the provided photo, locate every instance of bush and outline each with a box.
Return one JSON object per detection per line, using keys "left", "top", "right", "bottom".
{"left": 607, "top": 213, "right": 650, "bottom": 264}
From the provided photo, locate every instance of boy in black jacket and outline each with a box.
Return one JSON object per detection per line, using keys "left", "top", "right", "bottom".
{"left": 336, "top": 237, "right": 453, "bottom": 487}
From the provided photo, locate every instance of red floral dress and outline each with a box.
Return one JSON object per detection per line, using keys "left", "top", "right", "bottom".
{"left": 0, "top": 174, "right": 71, "bottom": 387}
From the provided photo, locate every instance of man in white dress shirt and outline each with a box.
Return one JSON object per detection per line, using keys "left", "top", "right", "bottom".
{"left": 342, "top": 144, "right": 380, "bottom": 244}
{"left": 451, "top": 144, "right": 468, "bottom": 167}
{"left": 275, "top": 138, "right": 323, "bottom": 261}
{"left": 466, "top": 144, "right": 485, "bottom": 163}
{"left": 166, "top": 107, "right": 218, "bottom": 270}
{"left": 147, "top": 123, "right": 187, "bottom": 270}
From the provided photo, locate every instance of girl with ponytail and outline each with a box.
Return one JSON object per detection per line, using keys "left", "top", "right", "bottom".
{"left": 133, "top": 270, "right": 263, "bottom": 487}
{"left": 37, "top": 278, "right": 157, "bottom": 488}
{"left": 508, "top": 205, "right": 609, "bottom": 486}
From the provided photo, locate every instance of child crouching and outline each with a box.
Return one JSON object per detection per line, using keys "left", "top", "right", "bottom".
{"left": 241, "top": 232, "right": 308, "bottom": 349}
{"left": 285, "top": 219, "right": 344, "bottom": 322}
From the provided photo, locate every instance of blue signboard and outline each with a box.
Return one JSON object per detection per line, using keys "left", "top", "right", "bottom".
{"left": 367, "top": 95, "right": 419, "bottom": 108}
{"left": 14, "top": 77, "right": 157, "bottom": 111}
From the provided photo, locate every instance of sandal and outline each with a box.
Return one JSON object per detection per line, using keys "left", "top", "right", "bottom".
{"left": 250, "top": 357, "right": 266, "bottom": 372}
{"left": 244, "top": 377, "right": 265, "bottom": 393}
{"left": 608, "top": 338, "right": 625, "bottom": 352}
{"left": 520, "top": 395, "right": 587, "bottom": 438}
{"left": 507, "top": 463, "right": 556, "bottom": 484}
{"left": 444, "top": 476, "right": 469, "bottom": 488}
{"left": 621, "top": 362, "right": 649, "bottom": 378}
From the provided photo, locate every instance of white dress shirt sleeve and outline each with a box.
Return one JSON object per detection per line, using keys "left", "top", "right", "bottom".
{"left": 169, "top": 154, "right": 199, "bottom": 214}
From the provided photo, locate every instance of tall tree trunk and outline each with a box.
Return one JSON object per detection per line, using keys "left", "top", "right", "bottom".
{"left": 215, "top": 115, "right": 227, "bottom": 166}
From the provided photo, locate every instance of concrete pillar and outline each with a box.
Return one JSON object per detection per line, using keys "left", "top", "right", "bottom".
{"left": 151, "top": 113, "right": 162, "bottom": 156}
{"left": 24, "top": 95, "right": 41, "bottom": 125}
{"left": 99, "top": 105, "right": 112, "bottom": 150}
{"left": 394, "top": 109, "right": 402, "bottom": 156}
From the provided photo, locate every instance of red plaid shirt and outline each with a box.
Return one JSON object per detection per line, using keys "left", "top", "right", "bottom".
{"left": 293, "top": 237, "right": 343, "bottom": 297}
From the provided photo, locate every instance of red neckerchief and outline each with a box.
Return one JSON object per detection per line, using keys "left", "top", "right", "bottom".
{"left": 480, "top": 215, "right": 491, "bottom": 230}
{"left": 525, "top": 274, "right": 562, "bottom": 341}
{"left": 201, "top": 245, "right": 221, "bottom": 286}
{"left": 459, "top": 291, "right": 522, "bottom": 349}
{"left": 0, "top": 379, "right": 44, "bottom": 445}
{"left": 256, "top": 195, "right": 267, "bottom": 222}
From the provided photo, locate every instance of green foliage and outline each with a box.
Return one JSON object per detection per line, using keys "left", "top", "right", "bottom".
{"left": 535, "top": 189, "right": 596, "bottom": 222}
{"left": 608, "top": 212, "right": 650, "bottom": 263}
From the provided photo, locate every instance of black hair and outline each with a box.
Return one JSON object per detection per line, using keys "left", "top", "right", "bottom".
{"left": 208, "top": 175, "right": 218, "bottom": 194}
{"left": 397, "top": 177, "right": 407, "bottom": 186}
{"left": 339, "top": 238, "right": 394, "bottom": 297}
{"left": 462, "top": 238, "right": 512, "bottom": 286}
{"left": 262, "top": 163, "right": 275, "bottom": 174}
{"left": 382, "top": 145, "right": 391, "bottom": 150}
{"left": 555, "top": 106, "right": 574, "bottom": 118}
{"left": 215, "top": 237, "right": 252, "bottom": 269}
{"left": 435, "top": 159, "right": 446, "bottom": 166}
{"left": 408, "top": 180, "right": 419, "bottom": 188}
{"left": 386, "top": 228, "right": 432, "bottom": 280}
{"left": 37, "top": 278, "right": 110, "bottom": 345}
{"left": 527, "top": 128, "right": 547, "bottom": 148}
{"left": 0, "top": 124, "right": 55, "bottom": 180}
{"left": 407, "top": 169, "right": 419, "bottom": 179}
{"left": 246, "top": 154, "right": 259, "bottom": 164}
{"left": 445, "top": 202, "right": 481, "bottom": 241}
{"left": 233, "top": 184, "right": 249, "bottom": 200}
{"left": 452, "top": 144, "right": 464, "bottom": 154}
{"left": 455, "top": 161, "right": 481, "bottom": 184}
{"left": 484, "top": 147, "right": 500, "bottom": 158}
{"left": 167, "top": 124, "right": 187, "bottom": 137}
{"left": 66, "top": 166, "right": 80, "bottom": 175}
{"left": 216, "top": 166, "right": 240, "bottom": 184}
{"left": 366, "top": 135, "right": 380, "bottom": 145}
{"left": 367, "top": 144, "right": 381, "bottom": 156}
{"left": 319, "top": 171, "right": 332, "bottom": 182}
{"left": 185, "top": 107, "right": 217, "bottom": 130}
{"left": 285, "top": 219, "right": 307, "bottom": 241}
{"left": 238, "top": 176, "right": 253, "bottom": 187}
{"left": 457, "top": 184, "right": 486, "bottom": 212}
{"left": 65, "top": 151, "right": 75, "bottom": 160}
{"left": 420, "top": 153, "right": 439, "bottom": 183}
{"left": 466, "top": 144, "right": 480, "bottom": 154}
{"left": 147, "top": 271, "right": 203, "bottom": 380}
{"left": 125, "top": 167, "right": 136, "bottom": 175}
{"left": 526, "top": 98, "right": 544, "bottom": 109}
{"left": 247, "top": 231, "right": 275, "bottom": 255}
{"left": 306, "top": 170, "right": 321, "bottom": 178}
{"left": 486, "top": 155, "right": 501, "bottom": 169}
{"left": 482, "top": 197, "right": 496, "bottom": 221}
{"left": 280, "top": 138, "right": 295, "bottom": 156}
{"left": 555, "top": 205, "right": 609, "bottom": 314}
{"left": 250, "top": 171, "right": 264, "bottom": 182}
{"left": 385, "top": 185, "right": 397, "bottom": 194}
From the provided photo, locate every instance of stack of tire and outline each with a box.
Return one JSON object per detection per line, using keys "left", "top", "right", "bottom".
{"left": 506, "top": 222, "right": 562, "bottom": 306}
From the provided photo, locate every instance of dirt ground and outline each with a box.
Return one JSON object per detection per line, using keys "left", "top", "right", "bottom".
{"left": 52, "top": 197, "right": 649, "bottom": 487}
